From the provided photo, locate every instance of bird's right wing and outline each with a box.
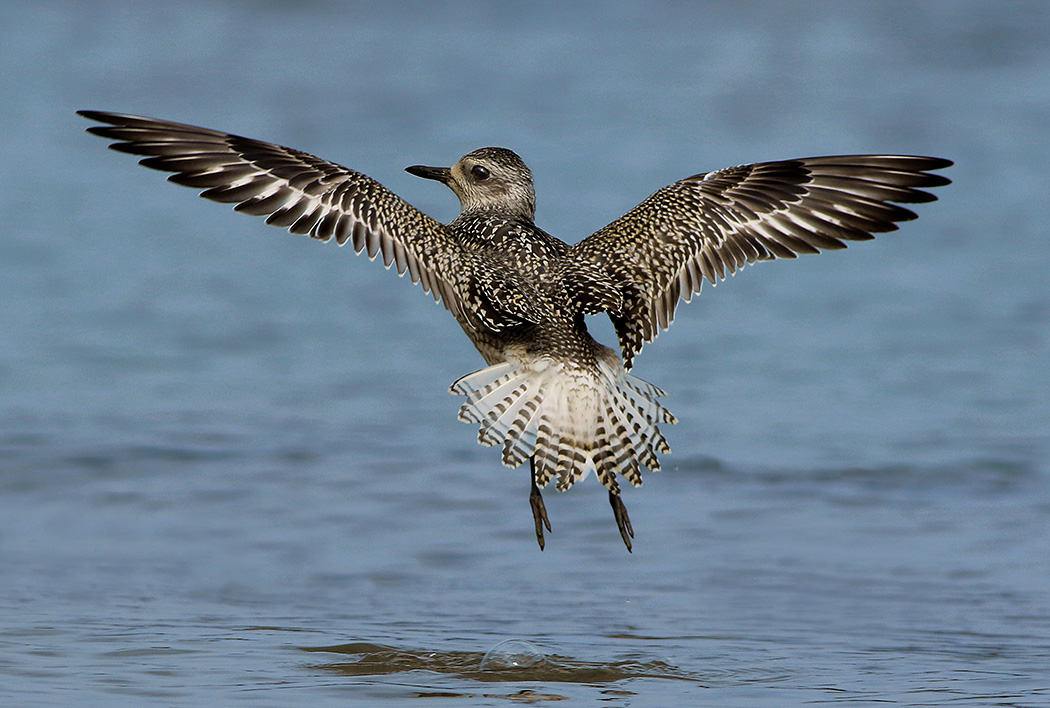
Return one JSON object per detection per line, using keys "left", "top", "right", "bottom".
{"left": 79, "top": 110, "right": 468, "bottom": 319}
{"left": 567, "top": 155, "right": 952, "bottom": 368}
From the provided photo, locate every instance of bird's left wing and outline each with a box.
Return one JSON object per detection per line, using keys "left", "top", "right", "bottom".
{"left": 566, "top": 155, "right": 952, "bottom": 369}
{"left": 78, "top": 111, "right": 468, "bottom": 319}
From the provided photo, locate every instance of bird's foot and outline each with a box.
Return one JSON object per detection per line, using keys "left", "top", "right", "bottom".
{"left": 609, "top": 491, "right": 634, "bottom": 552}
{"left": 530, "top": 481, "right": 551, "bottom": 550}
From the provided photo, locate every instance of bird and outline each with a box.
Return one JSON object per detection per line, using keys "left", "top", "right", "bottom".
{"left": 78, "top": 110, "right": 951, "bottom": 551}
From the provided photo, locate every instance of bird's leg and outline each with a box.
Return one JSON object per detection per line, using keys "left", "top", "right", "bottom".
{"left": 529, "top": 457, "right": 551, "bottom": 550}
{"left": 609, "top": 491, "right": 634, "bottom": 552}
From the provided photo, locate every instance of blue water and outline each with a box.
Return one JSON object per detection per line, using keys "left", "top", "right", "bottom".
{"left": 2, "top": 1, "right": 1049, "bottom": 706}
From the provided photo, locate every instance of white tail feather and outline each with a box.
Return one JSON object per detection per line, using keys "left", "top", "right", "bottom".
{"left": 449, "top": 358, "right": 676, "bottom": 492}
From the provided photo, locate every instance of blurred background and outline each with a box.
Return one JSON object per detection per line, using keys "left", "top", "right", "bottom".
{"left": 1, "top": 2, "right": 1047, "bottom": 706}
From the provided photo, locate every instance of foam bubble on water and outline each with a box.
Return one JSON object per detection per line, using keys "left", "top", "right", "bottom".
{"left": 479, "top": 639, "right": 547, "bottom": 671}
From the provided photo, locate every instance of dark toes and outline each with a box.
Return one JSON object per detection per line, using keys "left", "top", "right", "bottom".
{"left": 530, "top": 486, "right": 551, "bottom": 550}
{"left": 609, "top": 491, "right": 634, "bottom": 552}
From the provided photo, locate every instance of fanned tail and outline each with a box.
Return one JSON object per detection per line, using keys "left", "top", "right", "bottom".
{"left": 450, "top": 358, "right": 676, "bottom": 493}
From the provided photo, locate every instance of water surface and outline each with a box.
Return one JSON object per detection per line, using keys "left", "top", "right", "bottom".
{"left": 1, "top": 1, "right": 1048, "bottom": 706}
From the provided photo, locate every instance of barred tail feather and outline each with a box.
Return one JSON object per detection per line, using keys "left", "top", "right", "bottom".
{"left": 449, "top": 358, "right": 676, "bottom": 492}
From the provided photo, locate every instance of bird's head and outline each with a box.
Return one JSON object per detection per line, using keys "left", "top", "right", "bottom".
{"left": 406, "top": 147, "right": 536, "bottom": 221}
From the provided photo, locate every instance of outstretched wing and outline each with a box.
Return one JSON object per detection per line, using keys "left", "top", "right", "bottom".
{"left": 568, "top": 155, "right": 952, "bottom": 368}
{"left": 78, "top": 110, "right": 468, "bottom": 319}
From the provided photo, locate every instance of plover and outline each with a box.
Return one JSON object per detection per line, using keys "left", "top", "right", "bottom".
{"left": 78, "top": 110, "right": 951, "bottom": 551}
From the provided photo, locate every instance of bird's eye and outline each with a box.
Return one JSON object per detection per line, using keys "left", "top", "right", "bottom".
{"left": 470, "top": 165, "right": 490, "bottom": 181}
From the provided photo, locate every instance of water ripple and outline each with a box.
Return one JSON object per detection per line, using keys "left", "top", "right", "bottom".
{"left": 303, "top": 641, "right": 694, "bottom": 684}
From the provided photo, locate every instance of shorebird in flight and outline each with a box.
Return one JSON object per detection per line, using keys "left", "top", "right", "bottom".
{"left": 79, "top": 110, "right": 951, "bottom": 551}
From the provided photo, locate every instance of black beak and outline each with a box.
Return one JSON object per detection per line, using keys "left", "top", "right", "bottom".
{"left": 405, "top": 164, "right": 452, "bottom": 183}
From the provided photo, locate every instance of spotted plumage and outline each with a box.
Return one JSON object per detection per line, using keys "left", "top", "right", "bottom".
{"left": 78, "top": 110, "right": 952, "bottom": 551}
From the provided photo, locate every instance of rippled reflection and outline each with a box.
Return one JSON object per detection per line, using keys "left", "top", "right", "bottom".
{"left": 303, "top": 641, "right": 691, "bottom": 684}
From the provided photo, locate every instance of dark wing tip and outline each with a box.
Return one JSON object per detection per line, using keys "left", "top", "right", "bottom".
{"left": 79, "top": 110, "right": 124, "bottom": 138}
{"left": 905, "top": 157, "right": 953, "bottom": 200}
{"left": 78, "top": 109, "right": 148, "bottom": 128}
{"left": 895, "top": 155, "right": 954, "bottom": 191}
{"left": 78, "top": 109, "right": 229, "bottom": 138}
{"left": 922, "top": 156, "right": 954, "bottom": 170}
{"left": 806, "top": 154, "right": 953, "bottom": 203}
{"left": 909, "top": 156, "right": 953, "bottom": 189}
{"left": 923, "top": 171, "right": 953, "bottom": 188}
